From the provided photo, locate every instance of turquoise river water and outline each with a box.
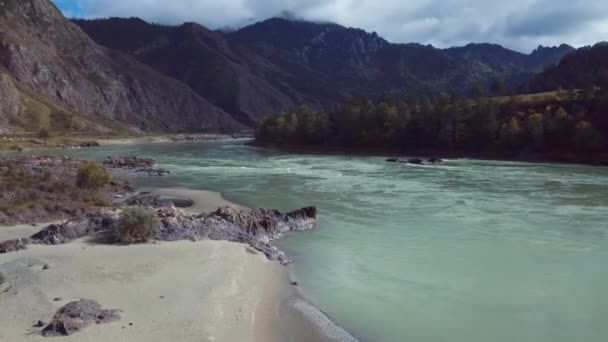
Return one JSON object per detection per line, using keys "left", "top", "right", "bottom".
{"left": 62, "top": 140, "right": 608, "bottom": 342}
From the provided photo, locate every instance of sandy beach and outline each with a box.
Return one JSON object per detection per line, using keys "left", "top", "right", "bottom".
{"left": 0, "top": 189, "right": 351, "bottom": 342}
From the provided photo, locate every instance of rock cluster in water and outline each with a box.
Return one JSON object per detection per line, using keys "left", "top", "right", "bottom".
{"left": 103, "top": 156, "right": 170, "bottom": 176}
{"left": 386, "top": 157, "right": 444, "bottom": 165}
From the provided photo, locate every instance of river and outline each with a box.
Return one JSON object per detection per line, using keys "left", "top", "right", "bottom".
{"left": 61, "top": 140, "right": 608, "bottom": 342}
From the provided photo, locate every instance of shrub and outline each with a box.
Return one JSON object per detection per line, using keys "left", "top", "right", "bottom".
{"left": 113, "top": 207, "right": 158, "bottom": 244}
{"left": 0, "top": 272, "right": 4, "bottom": 285}
{"left": 76, "top": 162, "right": 110, "bottom": 190}
{"left": 37, "top": 127, "right": 51, "bottom": 144}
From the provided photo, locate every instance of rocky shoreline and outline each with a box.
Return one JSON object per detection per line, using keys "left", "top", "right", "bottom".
{"left": 0, "top": 153, "right": 324, "bottom": 339}
{"left": 1, "top": 204, "right": 317, "bottom": 265}
{"left": 0, "top": 155, "right": 317, "bottom": 265}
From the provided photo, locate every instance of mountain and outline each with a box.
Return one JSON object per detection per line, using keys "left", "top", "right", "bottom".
{"left": 75, "top": 17, "right": 574, "bottom": 126}
{"left": 0, "top": 0, "right": 241, "bottom": 133}
{"left": 73, "top": 17, "right": 337, "bottom": 126}
{"left": 0, "top": 3, "right": 576, "bottom": 134}
{"left": 228, "top": 18, "right": 574, "bottom": 96}
{"left": 524, "top": 42, "right": 608, "bottom": 92}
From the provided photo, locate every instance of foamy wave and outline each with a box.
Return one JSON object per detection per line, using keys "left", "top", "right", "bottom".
{"left": 289, "top": 297, "right": 359, "bottom": 342}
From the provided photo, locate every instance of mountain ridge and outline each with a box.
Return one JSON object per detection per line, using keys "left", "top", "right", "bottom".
{"left": 0, "top": 1, "right": 578, "bottom": 134}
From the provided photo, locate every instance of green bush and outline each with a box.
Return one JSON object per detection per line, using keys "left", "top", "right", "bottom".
{"left": 113, "top": 207, "right": 158, "bottom": 244}
{"left": 76, "top": 162, "right": 110, "bottom": 190}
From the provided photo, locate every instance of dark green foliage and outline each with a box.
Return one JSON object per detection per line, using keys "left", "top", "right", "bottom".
{"left": 0, "top": 161, "right": 113, "bottom": 224}
{"left": 256, "top": 91, "right": 607, "bottom": 155}
{"left": 490, "top": 78, "right": 506, "bottom": 95}
{"left": 50, "top": 110, "right": 84, "bottom": 131}
{"left": 113, "top": 207, "right": 158, "bottom": 244}
{"left": 37, "top": 127, "right": 51, "bottom": 144}
{"left": 76, "top": 162, "right": 110, "bottom": 190}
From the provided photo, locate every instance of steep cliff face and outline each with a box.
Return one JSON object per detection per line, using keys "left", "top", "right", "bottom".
{"left": 0, "top": 72, "right": 22, "bottom": 132}
{"left": 0, "top": 0, "right": 240, "bottom": 132}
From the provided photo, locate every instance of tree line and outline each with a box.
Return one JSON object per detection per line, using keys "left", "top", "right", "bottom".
{"left": 255, "top": 88, "right": 608, "bottom": 154}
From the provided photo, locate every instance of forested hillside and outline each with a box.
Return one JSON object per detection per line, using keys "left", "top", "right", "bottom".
{"left": 255, "top": 88, "right": 608, "bottom": 164}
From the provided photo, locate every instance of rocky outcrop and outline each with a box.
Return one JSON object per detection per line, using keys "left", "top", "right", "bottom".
{"left": 0, "top": 238, "right": 29, "bottom": 254}
{"left": 103, "top": 156, "right": 171, "bottom": 176}
{"left": 41, "top": 299, "right": 121, "bottom": 336}
{"left": 20, "top": 204, "right": 317, "bottom": 265}
{"left": 30, "top": 214, "right": 115, "bottom": 245}
{"left": 103, "top": 156, "right": 156, "bottom": 169}
{"left": 208, "top": 206, "right": 317, "bottom": 243}
{"left": 125, "top": 195, "right": 173, "bottom": 209}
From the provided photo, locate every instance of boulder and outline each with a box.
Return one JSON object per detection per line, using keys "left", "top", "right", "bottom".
{"left": 30, "top": 213, "right": 116, "bottom": 245}
{"left": 427, "top": 157, "right": 444, "bottom": 164}
{"left": 103, "top": 156, "right": 156, "bottom": 169}
{"left": 41, "top": 300, "right": 120, "bottom": 336}
{"left": 407, "top": 158, "right": 424, "bottom": 165}
{"left": 0, "top": 238, "right": 29, "bottom": 254}
{"left": 386, "top": 158, "right": 399, "bottom": 162}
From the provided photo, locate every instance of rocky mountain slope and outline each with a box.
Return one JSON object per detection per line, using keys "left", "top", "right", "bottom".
{"left": 523, "top": 42, "right": 608, "bottom": 92}
{"left": 228, "top": 18, "right": 574, "bottom": 96}
{"left": 73, "top": 18, "right": 337, "bottom": 126}
{"left": 0, "top": 0, "right": 241, "bottom": 133}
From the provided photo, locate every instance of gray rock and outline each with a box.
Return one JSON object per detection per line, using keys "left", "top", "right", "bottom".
{"left": 0, "top": 238, "right": 29, "bottom": 254}
{"left": 2, "top": 204, "right": 317, "bottom": 265}
{"left": 407, "top": 158, "right": 424, "bottom": 165}
{"left": 42, "top": 299, "right": 121, "bottom": 336}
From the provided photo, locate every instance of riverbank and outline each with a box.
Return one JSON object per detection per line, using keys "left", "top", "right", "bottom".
{"left": 0, "top": 133, "right": 252, "bottom": 153}
{"left": 249, "top": 141, "right": 608, "bottom": 166}
{"left": 0, "top": 165, "right": 351, "bottom": 341}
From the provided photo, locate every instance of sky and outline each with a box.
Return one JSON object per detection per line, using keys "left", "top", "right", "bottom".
{"left": 51, "top": 0, "right": 608, "bottom": 53}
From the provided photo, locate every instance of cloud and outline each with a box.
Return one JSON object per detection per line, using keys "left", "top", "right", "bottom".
{"left": 53, "top": 0, "right": 608, "bottom": 52}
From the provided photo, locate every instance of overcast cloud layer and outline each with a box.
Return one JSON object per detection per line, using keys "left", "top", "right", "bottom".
{"left": 53, "top": 0, "right": 608, "bottom": 53}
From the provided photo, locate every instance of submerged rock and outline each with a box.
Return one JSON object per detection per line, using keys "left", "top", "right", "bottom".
{"left": 134, "top": 168, "right": 171, "bottom": 176}
{"left": 41, "top": 299, "right": 121, "bottom": 336}
{"left": 386, "top": 157, "right": 444, "bottom": 165}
